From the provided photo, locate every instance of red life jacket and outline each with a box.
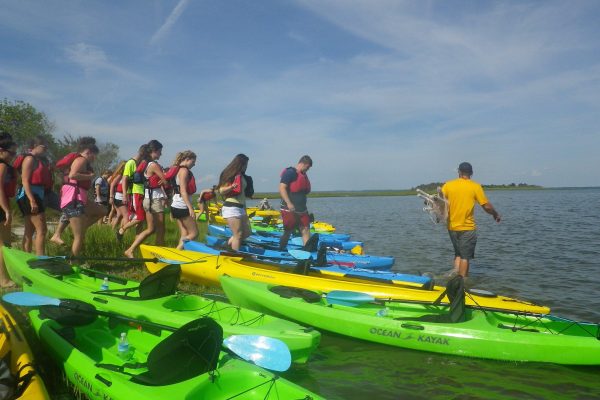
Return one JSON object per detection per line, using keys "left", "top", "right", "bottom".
{"left": 13, "top": 153, "right": 54, "bottom": 189}
{"left": 164, "top": 165, "right": 196, "bottom": 195}
{"left": 116, "top": 176, "right": 123, "bottom": 193}
{"left": 144, "top": 161, "right": 164, "bottom": 189}
{"left": 0, "top": 160, "right": 17, "bottom": 198}
{"left": 281, "top": 167, "right": 311, "bottom": 194}
{"left": 56, "top": 152, "right": 93, "bottom": 190}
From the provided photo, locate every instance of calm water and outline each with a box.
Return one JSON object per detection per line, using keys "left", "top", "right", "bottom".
{"left": 275, "top": 188, "right": 600, "bottom": 399}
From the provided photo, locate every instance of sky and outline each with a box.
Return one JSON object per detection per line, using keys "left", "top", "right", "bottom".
{"left": 1, "top": 0, "right": 599, "bottom": 191}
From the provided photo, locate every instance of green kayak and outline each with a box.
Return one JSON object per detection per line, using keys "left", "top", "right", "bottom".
{"left": 220, "top": 276, "right": 600, "bottom": 365}
{"left": 3, "top": 247, "right": 320, "bottom": 363}
{"left": 29, "top": 308, "right": 324, "bottom": 399}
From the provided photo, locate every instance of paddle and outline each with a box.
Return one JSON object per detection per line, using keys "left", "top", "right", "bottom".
{"left": 3, "top": 292, "right": 291, "bottom": 372}
{"left": 36, "top": 255, "right": 206, "bottom": 265}
{"left": 324, "top": 289, "right": 545, "bottom": 315}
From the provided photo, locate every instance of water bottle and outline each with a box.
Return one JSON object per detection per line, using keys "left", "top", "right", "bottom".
{"left": 100, "top": 277, "right": 109, "bottom": 291}
{"left": 376, "top": 307, "right": 389, "bottom": 317}
{"left": 118, "top": 332, "right": 129, "bottom": 359}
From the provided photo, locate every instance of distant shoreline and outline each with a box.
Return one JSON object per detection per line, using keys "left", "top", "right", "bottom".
{"left": 252, "top": 186, "right": 600, "bottom": 200}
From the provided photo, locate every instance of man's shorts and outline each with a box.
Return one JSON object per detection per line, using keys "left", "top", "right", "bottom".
{"left": 281, "top": 209, "right": 310, "bottom": 231}
{"left": 128, "top": 193, "right": 146, "bottom": 221}
{"left": 143, "top": 197, "right": 166, "bottom": 214}
{"left": 448, "top": 230, "right": 477, "bottom": 260}
{"left": 62, "top": 201, "right": 86, "bottom": 219}
{"left": 17, "top": 194, "right": 46, "bottom": 216}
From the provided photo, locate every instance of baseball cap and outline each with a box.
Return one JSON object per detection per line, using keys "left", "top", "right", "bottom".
{"left": 458, "top": 162, "right": 473, "bottom": 174}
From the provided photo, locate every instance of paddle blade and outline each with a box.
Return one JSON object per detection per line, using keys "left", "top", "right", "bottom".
{"left": 3, "top": 292, "right": 61, "bottom": 307}
{"left": 223, "top": 335, "right": 291, "bottom": 372}
{"left": 288, "top": 249, "right": 312, "bottom": 261}
{"left": 326, "top": 290, "right": 375, "bottom": 306}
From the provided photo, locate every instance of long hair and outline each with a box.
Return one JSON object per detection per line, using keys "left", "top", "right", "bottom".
{"left": 218, "top": 153, "right": 249, "bottom": 187}
{"left": 173, "top": 150, "right": 196, "bottom": 166}
{"left": 110, "top": 161, "right": 126, "bottom": 181}
{"left": 26, "top": 135, "right": 48, "bottom": 150}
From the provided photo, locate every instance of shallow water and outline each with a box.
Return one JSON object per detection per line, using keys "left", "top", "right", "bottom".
{"left": 278, "top": 188, "right": 600, "bottom": 399}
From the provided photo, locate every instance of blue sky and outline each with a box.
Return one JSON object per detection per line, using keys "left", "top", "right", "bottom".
{"left": 1, "top": 0, "right": 598, "bottom": 190}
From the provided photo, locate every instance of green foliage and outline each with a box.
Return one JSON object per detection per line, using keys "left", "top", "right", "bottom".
{"left": 0, "top": 99, "right": 56, "bottom": 148}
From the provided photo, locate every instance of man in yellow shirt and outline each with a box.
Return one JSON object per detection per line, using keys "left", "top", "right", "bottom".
{"left": 441, "top": 162, "right": 501, "bottom": 277}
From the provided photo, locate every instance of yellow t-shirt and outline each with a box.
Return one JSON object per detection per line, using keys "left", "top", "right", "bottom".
{"left": 441, "top": 178, "right": 488, "bottom": 231}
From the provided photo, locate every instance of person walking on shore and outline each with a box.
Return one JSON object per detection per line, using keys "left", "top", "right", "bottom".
{"left": 15, "top": 136, "right": 53, "bottom": 255}
{"left": 0, "top": 132, "right": 17, "bottom": 287}
{"left": 168, "top": 151, "right": 198, "bottom": 249}
{"left": 441, "top": 162, "right": 501, "bottom": 277}
{"left": 59, "top": 137, "right": 107, "bottom": 256}
{"left": 218, "top": 154, "right": 251, "bottom": 251}
{"left": 116, "top": 144, "right": 149, "bottom": 241}
{"left": 279, "top": 155, "right": 313, "bottom": 249}
{"left": 108, "top": 161, "right": 127, "bottom": 231}
{"left": 124, "top": 140, "right": 166, "bottom": 258}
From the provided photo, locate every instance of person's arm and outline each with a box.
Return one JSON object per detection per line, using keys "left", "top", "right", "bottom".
{"left": 108, "top": 176, "right": 119, "bottom": 205}
{"left": 21, "top": 156, "right": 39, "bottom": 214}
{"left": 279, "top": 182, "right": 295, "bottom": 212}
{"left": 147, "top": 162, "right": 167, "bottom": 186}
{"left": 219, "top": 175, "right": 239, "bottom": 196}
{"left": 482, "top": 203, "right": 501, "bottom": 223}
{"left": 0, "top": 164, "right": 11, "bottom": 227}
{"left": 94, "top": 179, "right": 102, "bottom": 203}
{"left": 69, "top": 157, "right": 94, "bottom": 181}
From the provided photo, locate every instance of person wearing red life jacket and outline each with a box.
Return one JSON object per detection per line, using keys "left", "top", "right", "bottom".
{"left": 108, "top": 160, "right": 128, "bottom": 231}
{"left": 218, "top": 154, "right": 251, "bottom": 251}
{"left": 59, "top": 136, "right": 106, "bottom": 256}
{"left": 115, "top": 144, "right": 150, "bottom": 242}
{"left": 0, "top": 132, "right": 17, "bottom": 288}
{"left": 167, "top": 151, "right": 199, "bottom": 249}
{"left": 14, "top": 136, "right": 53, "bottom": 255}
{"left": 279, "top": 155, "right": 313, "bottom": 249}
{"left": 124, "top": 140, "right": 167, "bottom": 258}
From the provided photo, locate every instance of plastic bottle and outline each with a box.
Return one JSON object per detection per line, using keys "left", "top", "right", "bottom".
{"left": 118, "top": 332, "right": 129, "bottom": 359}
{"left": 376, "top": 307, "right": 389, "bottom": 317}
{"left": 100, "top": 277, "right": 109, "bottom": 291}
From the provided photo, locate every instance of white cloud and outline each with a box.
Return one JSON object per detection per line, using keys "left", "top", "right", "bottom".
{"left": 149, "top": 0, "right": 191, "bottom": 46}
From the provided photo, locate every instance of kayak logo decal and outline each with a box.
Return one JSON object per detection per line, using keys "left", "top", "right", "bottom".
{"left": 368, "top": 328, "right": 450, "bottom": 345}
{"left": 251, "top": 271, "right": 275, "bottom": 280}
{"left": 73, "top": 372, "right": 111, "bottom": 399}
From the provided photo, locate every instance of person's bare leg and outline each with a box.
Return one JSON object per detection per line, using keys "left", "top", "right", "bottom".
{"left": 50, "top": 219, "right": 68, "bottom": 246}
{"left": 457, "top": 258, "right": 470, "bottom": 277}
{"left": 31, "top": 213, "right": 47, "bottom": 255}
{"left": 22, "top": 217, "right": 33, "bottom": 252}
{"left": 0, "top": 225, "right": 15, "bottom": 288}
{"left": 227, "top": 217, "right": 243, "bottom": 251}
{"left": 124, "top": 212, "right": 155, "bottom": 258}
{"left": 69, "top": 216, "right": 86, "bottom": 256}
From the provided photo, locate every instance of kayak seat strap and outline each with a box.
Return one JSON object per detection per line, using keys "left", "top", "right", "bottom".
{"left": 92, "top": 265, "right": 181, "bottom": 300}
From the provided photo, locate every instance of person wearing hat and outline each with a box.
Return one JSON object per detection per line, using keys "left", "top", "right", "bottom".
{"left": 441, "top": 162, "right": 501, "bottom": 277}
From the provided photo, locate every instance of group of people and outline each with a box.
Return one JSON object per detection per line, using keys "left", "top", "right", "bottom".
{"left": 0, "top": 129, "right": 316, "bottom": 288}
{"left": 0, "top": 126, "right": 500, "bottom": 290}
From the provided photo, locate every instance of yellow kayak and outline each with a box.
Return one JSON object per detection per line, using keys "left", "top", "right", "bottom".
{"left": 0, "top": 302, "right": 50, "bottom": 399}
{"left": 140, "top": 245, "right": 550, "bottom": 314}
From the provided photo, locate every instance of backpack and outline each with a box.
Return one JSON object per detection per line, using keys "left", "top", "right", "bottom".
{"left": 132, "top": 160, "right": 148, "bottom": 185}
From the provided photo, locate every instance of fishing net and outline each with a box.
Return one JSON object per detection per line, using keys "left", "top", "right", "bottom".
{"left": 416, "top": 187, "right": 448, "bottom": 224}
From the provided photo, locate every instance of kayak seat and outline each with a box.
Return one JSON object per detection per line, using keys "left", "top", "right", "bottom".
{"left": 129, "top": 318, "right": 223, "bottom": 386}
{"left": 394, "top": 275, "right": 466, "bottom": 323}
{"left": 27, "top": 258, "right": 73, "bottom": 276}
{"left": 269, "top": 286, "right": 321, "bottom": 303}
{"left": 39, "top": 299, "right": 97, "bottom": 327}
{"left": 302, "top": 233, "right": 320, "bottom": 253}
{"left": 92, "top": 264, "right": 181, "bottom": 300}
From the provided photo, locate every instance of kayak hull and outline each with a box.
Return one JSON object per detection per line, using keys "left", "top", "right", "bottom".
{"left": 139, "top": 245, "right": 550, "bottom": 314}
{"left": 220, "top": 276, "right": 600, "bottom": 365}
{"left": 2, "top": 247, "right": 320, "bottom": 364}
{"left": 30, "top": 310, "right": 323, "bottom": 400}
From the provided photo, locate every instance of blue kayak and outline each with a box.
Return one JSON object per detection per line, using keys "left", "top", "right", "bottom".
{"left": 183, "top": 240, "right": 430, "bottom": 287}
{"left": 204, "top": 234, "right": 394, "bottom": 270}
{"left": 208, "top": 224, "right": 363, "bottom": 252}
